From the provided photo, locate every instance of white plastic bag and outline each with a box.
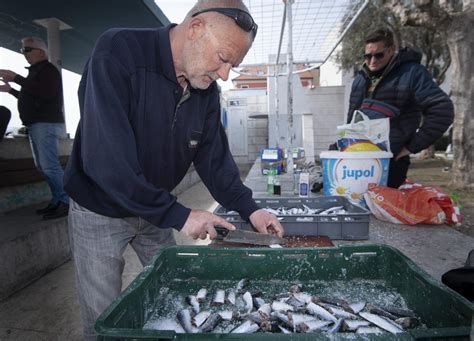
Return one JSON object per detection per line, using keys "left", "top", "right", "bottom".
{"left": 337, "top": 110, "right": 391, "bottom": 152}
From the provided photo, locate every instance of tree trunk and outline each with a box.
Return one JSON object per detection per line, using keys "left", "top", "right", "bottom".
{"left": 448, "top": 9, "right": 474, "bottom": 190}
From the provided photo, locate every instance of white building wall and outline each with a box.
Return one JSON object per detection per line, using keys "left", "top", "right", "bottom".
{"left": 303, "top": 86, "right": 346, "bottom": 157}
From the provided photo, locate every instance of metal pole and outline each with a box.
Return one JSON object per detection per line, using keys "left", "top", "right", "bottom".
{"left": 285, "top": 0, "right": 294, "bottom": 174}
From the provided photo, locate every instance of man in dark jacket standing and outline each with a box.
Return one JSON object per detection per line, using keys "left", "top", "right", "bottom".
{"left": 347, "top": 28, "right": 454, "bottom": 188}
{"left": 0, "top": 37, "right": 69, "bottom": 218}
{"left": 63, "top": 1, "right": 283, "bottom": 339}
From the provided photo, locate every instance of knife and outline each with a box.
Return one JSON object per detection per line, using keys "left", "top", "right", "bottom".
{"left": 214, "top": 225, "right": 285, "bottom": 246}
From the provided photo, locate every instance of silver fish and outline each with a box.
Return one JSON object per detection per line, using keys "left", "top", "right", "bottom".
{"left": 366, "top": 303, "right": 398, "bottom": 320}
{"left": 271, "top": 300, "right": 294, "bottom": 313}
{"left": 192, "top": 311, "right": 211, "bottom": 328}
{"left": 272, "top": 311, "right": 291, "bottom": 326}
{"left": 257, "top": 303, "right": 272, "bottom": 320}
{"left": 359, "top": 312, "right": 404, "bottom": 334}
{"left": 319, "top": 206, "right": 344, "bottom": 215}
{"left": 278, "top": 325, "right": 292, "bottom": 334}
{"left": 200, "top": 312, "right": 222, "bottom": 333}
{"left": 196, "top": 288, "right": 207, "bottom": 303}
{"left": 384, "top": 307, "right": 416, "bottom": 318}
{"left": 299, "top": 320, "right": 331, "bottom": 333}
{"left": 342, "top": 319, "right": 370, "bottom": 331}
{"left": 231, "top": 320, "right": 259, "bottom": 333}
{"left": 212, "top": 289, "right": 225, "bottom": 305}
{"left": 253, "top": 297, "right": 265, "bottom": 309}
{"left": 285, "top": 295, "right": 305, "bottom": 310}
{"left": 245, "top": 311, "right": 264, "bottom": 324}
{"left": 356, "top": 326, "right": 384, "bottom": 334}
{"left": 218, "top": 310, "right": 239, "bottom": 321}
{"left": 293, "top": 292, "right": 313, "bottom": 304}
{"left": 243, "top": 291, "right": 253, "bottom": 313}
{"left": 395, "top": 317, "right": 420, "bottom": 329}
{"left": 226, "top": 290, "right": 236, "bottom": 305}
{"left": 288, "top": 312, "right": 318, "bottom": 326}
{"left": 185, "top": 295, "right": 200, "bottom": 314}
{"left": 236, "top": 278, "right": 248, "bottom": 293}
{"left": 177, "top": 309, "right": 195, "bottom": 333}
{"left": 289, "top": 283, "right": 302, "bottom": 293}
{"left": 306, "top": 302, "right": 338, "bottom": 323}
{"left": 327, "top": 318, "right": 343, "bottom": 334}
{"left": 328, "top": 306, "right": 357, "bottom": 319}
{"left": 349, "top": 301, "right": 366, "bottom": 314}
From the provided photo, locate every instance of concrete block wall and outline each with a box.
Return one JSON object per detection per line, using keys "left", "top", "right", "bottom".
{"left": 303, "top": 86, "right": 345, "bottom": 157}
{"left": 247, "top": 117, "right": 268, "bottom": 163}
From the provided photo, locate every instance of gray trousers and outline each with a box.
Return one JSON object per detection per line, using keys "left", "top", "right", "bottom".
{"left": 68, "top": 200, "right": 175, "bottom": 340}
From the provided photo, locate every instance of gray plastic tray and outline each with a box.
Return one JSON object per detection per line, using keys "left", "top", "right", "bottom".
{"left": 214, "top": 196, "right": 370, "bottom": 240}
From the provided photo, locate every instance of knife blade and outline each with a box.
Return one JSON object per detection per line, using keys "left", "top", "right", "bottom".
{"left": 214, "top": 225, "right": 285, "bottom": 246}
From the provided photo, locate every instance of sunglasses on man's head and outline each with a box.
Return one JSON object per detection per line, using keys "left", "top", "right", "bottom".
{"left": 192, "top": 8, "right": 258, "bottom": 38}
{"left": 363, "top": 48, "right": 388, "bottom": 61}
{"left": 20, "top": 47, "right": 40, "bottom": 54}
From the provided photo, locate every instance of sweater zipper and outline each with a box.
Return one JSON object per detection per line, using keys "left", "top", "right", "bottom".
{"left": 172, "top": 85, "right": 191, "bottom": 130}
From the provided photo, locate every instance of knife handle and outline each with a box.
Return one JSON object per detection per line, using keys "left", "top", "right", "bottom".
{"left": 214, "top": 225, "right": 230, "bottom": 239}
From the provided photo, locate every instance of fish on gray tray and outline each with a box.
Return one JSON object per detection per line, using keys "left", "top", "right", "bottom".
{"left": 271, "top": 300, "right": 294, "bottom": 313}
{"left": 298, "top": 320, "right": 332, "bottom": 333}
{"left": 218, "top": 310, "right": 239, "bottom": 321}
{"left": 319, "top": 206, "right": 344, "bottom": 215}
{"left": 185, "top": 295, "right": 200, "bottom": 314}
{"left": 192, "top": 311, "right": 211, "bottom": 328}
{"left": 231, "top": 320, "right": 259, "bottom": 333}
{"left": 342, "top": 319, "right": 371, "bottom": 331}
{"left": 327, "top": 318, "right": 344, "bottom": 334}
{"left": 243, "top": 291, "right": 253, "bottom": 313}
{"left": 236, "top": 278, "right": 248, "bottom": 293}
{"left": 366, "top": 303, "right": 398, "bottom": 320}
{"left": 200, "top": 312, "right": 222, "bottom": 333}
{"left": 395, "top": 317, "right": 420, "bottom": 329}
{"left": 359, "top": 312, "right": 404, "bottom": 334}
{"left": 257, "top": 303, "right": 272, "bottom": 320}
{"left": 196, "top": 288, "right": 207, "bottom": 303}
{"left": 306, "top": 302, "right": 338, "bottom": 323}
{"left": 226, "top": 290, "right": 236, "bottom": 305}
{"left": 253, "top": 297, "right": 265, "bottom": 309}
{"left": 271, "top": 311, "right": 291, "bottom": 325}
{"left": 212, "top": 289, "right": 225, "bottom": 305}
{"left": 177, "top": 309, "right": 195, "bottom": 333}
{"left": 349, "top": 301, "right": 366, "bottom": 314}
{"left": 316, "top": 296, "right": 353, "bottom": 312}
{"left": 356, "top": 326, "right": 384, "bottom": 334}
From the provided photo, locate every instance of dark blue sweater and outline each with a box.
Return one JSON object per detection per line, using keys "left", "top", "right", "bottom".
{"left": 64, "top": 25, "right": 259, "bottom": 230}
{"left": 347, "top": 48, "right": 453, "bottom": 155}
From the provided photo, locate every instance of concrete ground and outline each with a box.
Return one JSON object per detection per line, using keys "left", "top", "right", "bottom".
{"left": 1, "top": 172, "right": 473, "bottom": 340}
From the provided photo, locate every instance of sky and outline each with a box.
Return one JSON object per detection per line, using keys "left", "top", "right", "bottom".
{"left": 0, "top": 0, "right": 341, "bottom": 136}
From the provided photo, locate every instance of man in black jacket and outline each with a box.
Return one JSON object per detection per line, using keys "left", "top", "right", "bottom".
{"left": 0, "top": 37, "right": 69, "bottom": 218}
{"left": 347, "top": 28, "right": 454, "bottom": 188}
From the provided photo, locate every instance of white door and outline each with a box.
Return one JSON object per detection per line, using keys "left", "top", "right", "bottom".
{"left": 228, "top": 107, "right": 248, "bottom": 156}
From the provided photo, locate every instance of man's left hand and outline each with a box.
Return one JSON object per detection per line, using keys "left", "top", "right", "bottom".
{"left": 395, "top": 147, "right": 411, "bottom": 161}
{"left": 249, "top": 209, "right": 285, "bottom": 237}
{"left": 0, "top": 70, "right": 17, "bottom": 82}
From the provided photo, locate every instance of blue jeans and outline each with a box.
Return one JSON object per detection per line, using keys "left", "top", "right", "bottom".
{"left": 27, "top": 122, "right": 69, "bottom": 204}
{"left": 68, "top": 200, "right": 176, "bottom": 340}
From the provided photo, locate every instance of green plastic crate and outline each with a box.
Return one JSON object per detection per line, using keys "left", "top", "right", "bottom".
{"left": 95, "top": 245, "right": 474, "bottom": 340}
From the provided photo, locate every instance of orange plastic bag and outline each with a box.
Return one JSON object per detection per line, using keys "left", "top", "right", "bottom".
{"left": 364, "top": 182, "right": 461, "bottom": 225}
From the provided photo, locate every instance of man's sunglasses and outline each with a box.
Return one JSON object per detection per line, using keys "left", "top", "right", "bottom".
{"left": 363, "top": 48, "right": 388, "bottom": 61}
{"left": 192, "top": 8, "right": 258, "bottom": 38}
{"left": 20, "top": 47, "right": 40, "bottom": 54}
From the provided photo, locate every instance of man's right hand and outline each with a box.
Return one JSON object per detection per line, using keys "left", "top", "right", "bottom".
{"left": 180, "top": 210, "right": 235, "bottom": 240}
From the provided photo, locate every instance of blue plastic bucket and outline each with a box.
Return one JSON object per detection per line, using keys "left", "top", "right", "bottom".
{"left": 320, "top": 151, "right": 393, "bottom": 205}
